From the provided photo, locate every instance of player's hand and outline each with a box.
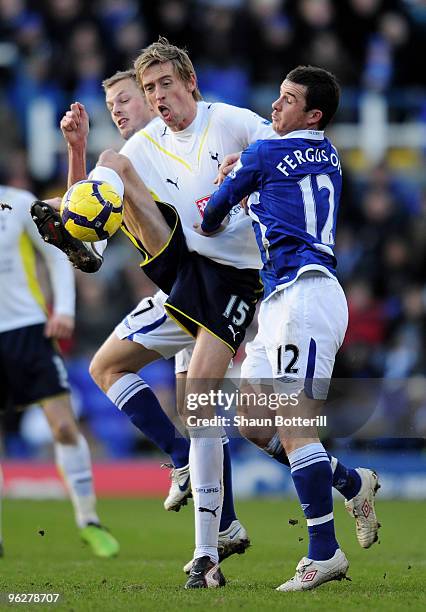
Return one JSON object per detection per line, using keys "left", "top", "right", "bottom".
{"left": 43, "top": 197, "right": 62, "bottom": 211}
{"left": 60, "top": 102, "right": 89, "bottom": 148}
{"left": 193, "top": 217, "right": 229, "bottom": 236}
{"left": 44, "top": 314, "right": 74, "bottom": 339}
{"left": 241, "top": 195, "right": 249, "bottom": 214}
{"left": 214, "top": 152, "right": 241, "bottom": 186}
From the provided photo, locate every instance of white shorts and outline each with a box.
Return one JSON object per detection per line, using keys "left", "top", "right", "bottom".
{"left": 115, "top": 290, "right": 194, "bottom": 370}
{"left": 240, "top": 274, "right": 348, "bottom": 400}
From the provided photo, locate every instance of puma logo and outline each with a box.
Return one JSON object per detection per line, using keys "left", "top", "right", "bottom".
{"left": 166, "top": 177, "right": 179, "bottom": 190}
{"left": 228, "top": 325, "right": 240, "bottom": 342}
{"left": 0, "top": 203, "right": 12, "bottom": 211}
{"left": 199, "top": 506, "right": 220, "bottom": 517}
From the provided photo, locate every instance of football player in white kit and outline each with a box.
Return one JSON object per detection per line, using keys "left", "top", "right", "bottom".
{"left": 32, "top": 66, "right": 251, "bottom": 568}
{"left": 78, "top": 38, "right": 280, "bottom": 588}
{"left": 0, "top": 185, "right": 119, "bottom": 558}
{"left": 56, "top": 70, "right": 195, "bottom": 514}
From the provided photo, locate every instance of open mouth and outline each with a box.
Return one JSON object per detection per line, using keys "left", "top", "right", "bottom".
{"left": 118, "top": 118, "right": 128, "bottom": 128}
{"left": 158, "top": 105, "right": 171, "bottom": 121}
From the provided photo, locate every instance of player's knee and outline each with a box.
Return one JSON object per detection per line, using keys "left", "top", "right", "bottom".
{"left": 89, "top": 351, "right": 110, "bottom": 391}
{"left": 89, "top": 352, "right": 101, "bottom": 386}
{"left": 97, "top": 149, "right": 129, "bottom": 177}
{"left": 51, "top": 419, "right": 79, "bottom": 444}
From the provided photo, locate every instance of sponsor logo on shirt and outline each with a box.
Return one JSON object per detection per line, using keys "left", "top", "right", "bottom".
{"left": 195, "top": 194, "right": 211, "bottom": 218}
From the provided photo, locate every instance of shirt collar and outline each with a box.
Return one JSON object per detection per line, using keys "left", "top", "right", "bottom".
{"left": 280, "top": 129, "right": 324, "bottom": 140}
{"left": 172, "top": 102, "right": 203, "bottom": 139}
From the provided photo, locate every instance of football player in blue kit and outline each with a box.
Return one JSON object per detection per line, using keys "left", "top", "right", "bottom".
{"left": 201, "top": 65, "right": 379, "bottom": 591}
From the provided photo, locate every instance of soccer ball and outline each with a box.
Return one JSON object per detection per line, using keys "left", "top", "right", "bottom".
{"left": 60, "top": 180, "right": 123, "bottom": 242}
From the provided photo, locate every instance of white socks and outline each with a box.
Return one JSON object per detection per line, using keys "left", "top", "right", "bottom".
{"left": 189, "top": 428, "right": 223, "bottom": 564}
{"left": 55, "top": 434, "right": 99, "bottom": 528}
{"left": 90, "top": 166, "right": 124, "bottom": 199}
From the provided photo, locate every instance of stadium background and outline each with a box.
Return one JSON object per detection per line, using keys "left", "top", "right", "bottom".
{"left": 0, "top": 0, "right": 425, "bottom": 500}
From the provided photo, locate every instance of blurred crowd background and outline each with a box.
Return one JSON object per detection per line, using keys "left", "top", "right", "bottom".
{"left": 0, "top": 0, "right": 425, "bottom": 460}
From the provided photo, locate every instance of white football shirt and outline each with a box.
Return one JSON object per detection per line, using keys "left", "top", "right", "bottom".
{"left": 0, "top": 186, "right": 75, "bottom": 333}
{"left": 120, "top": 101, "right": 277, "bottom": 269}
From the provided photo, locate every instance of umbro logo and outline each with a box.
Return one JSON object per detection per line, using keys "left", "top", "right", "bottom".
{"left": 199, "top": 506, "right": 220, "bottom": 517}
{"left": 166, "top": 177, "right": 179, "bottom": 190}
{"left": 361, "top": 500, "right": 371, "bottom": 518}
{"left": 302, "top": 569, "right": 318, "bottom": 582}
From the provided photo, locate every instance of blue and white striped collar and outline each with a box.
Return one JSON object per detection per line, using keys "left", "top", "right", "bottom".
{"left": 280, "top": 129, "right": 324, "bottom": 140}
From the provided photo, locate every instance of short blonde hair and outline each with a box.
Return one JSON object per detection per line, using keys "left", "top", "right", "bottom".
{"left": 102, "top": 69, "right": 138, "bottom": 91}
{"left": 134, "top": 37, "right": 202, "bottom": 101}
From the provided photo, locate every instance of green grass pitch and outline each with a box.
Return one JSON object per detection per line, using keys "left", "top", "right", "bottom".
{"left": 0, "top": 498, "right": 424, "bottom": 611}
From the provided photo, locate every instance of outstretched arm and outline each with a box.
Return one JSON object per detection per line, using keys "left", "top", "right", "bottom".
{"left": 60, "top": 102, "right": 89, "bottom": 187}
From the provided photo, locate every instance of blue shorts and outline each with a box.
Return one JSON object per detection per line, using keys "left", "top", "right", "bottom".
{"left": 0, "top": 323, "right": 70, "bottom": 410}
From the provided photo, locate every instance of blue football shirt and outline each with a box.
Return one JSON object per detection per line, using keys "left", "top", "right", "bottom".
{"left": 202, "top": 129, "right": 342, "bottom": 298}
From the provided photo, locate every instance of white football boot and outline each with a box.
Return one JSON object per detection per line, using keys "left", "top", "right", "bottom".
{"left": 344, "top": 468, "right": 380, "bottom": 548}
{"left": 183, "top": 519, "right": 250, "bottom": 573}
{"left": 277, "top": 548, "right": 349, "bottom": 592}
{"left": 163, "top": 464, "right": 191, "bottom": 512}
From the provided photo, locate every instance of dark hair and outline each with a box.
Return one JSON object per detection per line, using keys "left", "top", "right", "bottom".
{"left": 286, "top": 65, "right": 340, "bottom": 129}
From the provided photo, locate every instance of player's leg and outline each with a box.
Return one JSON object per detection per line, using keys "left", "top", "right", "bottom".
{"left": 162, "top": 255, "right": 261, "bottom": 587}
{"left": 263, "top": 276, "right": 349, "bottom": 591}
{"left": 240, "top": 310, "right": 380, "bottom": 551}
{"left": 90, "top": 329, "right": 191, "bottom": 477}
{"left": 238, "top": 336, "right": 290, "bottom": 464}
{"left": 277, "top": 395, "right": 349, "bottom": 592}
{"left": 91, "top": 154, "right": 171, "bottom": 258}
{"left": 183, "top": 329, "right": 232, "bottom": 589}
{"left": 163, "top": 368, "right": 191, "bottom": 511}
{"left": 1, "top": 323, "right": 119, "bottom": 557}
{"left": 31, "top": 154, "right": 173, "bottom": 275}
{"left": 41, "top": 393, "right": 119, "bottom": 558}
{"left": 240, "top": 399, "right": 375, "bottom": 516}
{"left": 175, "top": 351, "right": 249, "bottom": 573}
{"left": 175, "top": 350, "right": 240, "bottom": 534}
